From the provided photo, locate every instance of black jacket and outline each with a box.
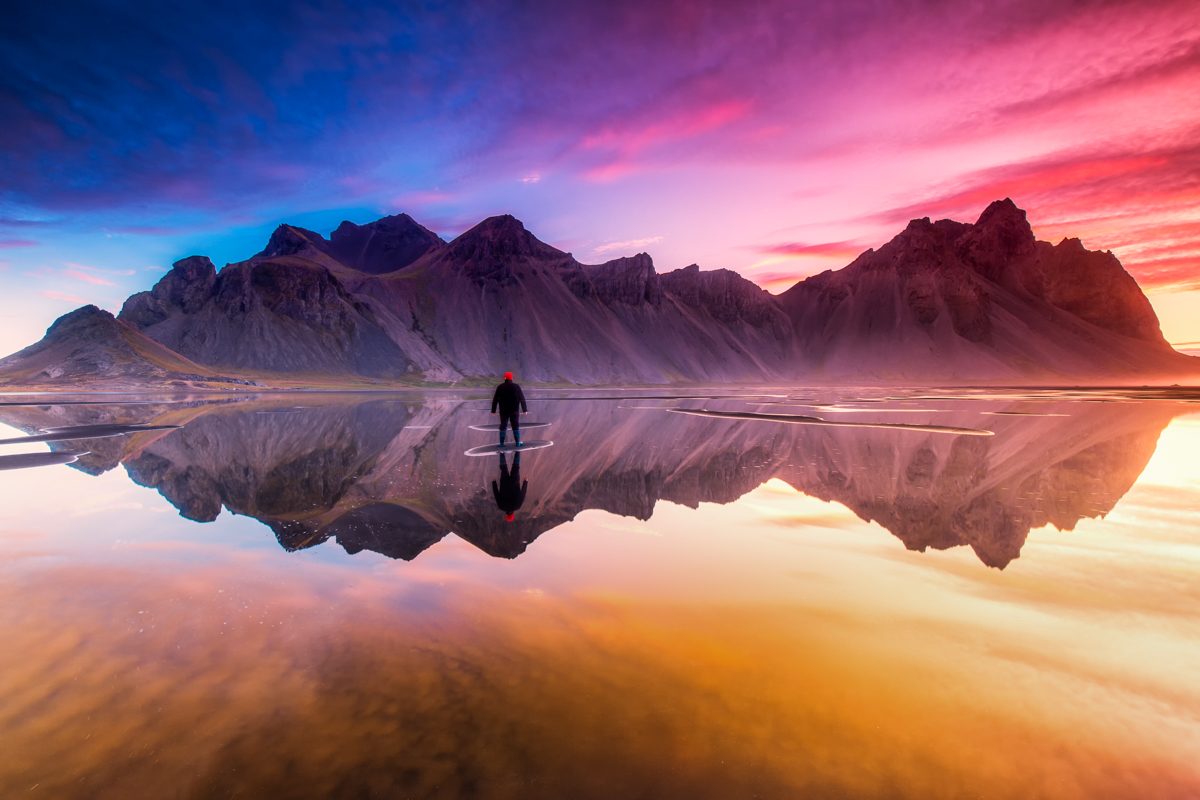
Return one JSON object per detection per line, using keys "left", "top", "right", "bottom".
{"left": 491, "top": 379, "right": 527, "bottom": 416}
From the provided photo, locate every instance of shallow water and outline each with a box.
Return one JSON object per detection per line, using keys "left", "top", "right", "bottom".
{"left": 0, "top": 388, "right": 1198, "bottom": 799}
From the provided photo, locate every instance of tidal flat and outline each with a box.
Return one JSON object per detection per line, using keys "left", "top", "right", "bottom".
{"left": 0, "top": 387, "right": 1197, "bottom": 798}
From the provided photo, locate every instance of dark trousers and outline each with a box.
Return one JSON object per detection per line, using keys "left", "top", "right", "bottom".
{"left": 499, "top": 414, "right": 520, "bottom": 445}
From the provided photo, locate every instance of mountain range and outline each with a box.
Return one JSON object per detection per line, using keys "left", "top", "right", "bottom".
{"left": 1, "top": 199, "right": 1195, "bottom": 387}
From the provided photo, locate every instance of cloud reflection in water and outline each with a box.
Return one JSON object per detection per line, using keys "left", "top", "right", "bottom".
{"left": 0, "top": 394, "right": 1196, "bottom": 798}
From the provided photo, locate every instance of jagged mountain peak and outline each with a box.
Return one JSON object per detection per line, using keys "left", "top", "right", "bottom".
{"left": 464, "top": 213, "right": 526, "bottom": 236}
{"left": 326, "top": 213, "right": 445, "bottom": 274}
{"left": 334, "top": 213, "right": 415, "bottom": 236}
{"left": 169, "top": 255, "right": 218, "bottom": 281}
{"left": 119, "top": 255, "right": 217, "bottom": 327}
{"left": 975, "top": 197, "right": 1029, "bottom": 230}
{"left": 774, "top": 197, "right": 1190, "bottom": 377}
{"left": 256, "top": 224, "right": 328, "bottom": 260}
{"left": 44, "top": 304, "right": 120, "bottom": 342}
{"left": 448, "top": 214, "right": 566, "bottom": 262}
{"left": 331, "top": 212, "right": 432, "bottom": 236}
{"left": 956, "top": 197, "right": 1037, "bottom": 281}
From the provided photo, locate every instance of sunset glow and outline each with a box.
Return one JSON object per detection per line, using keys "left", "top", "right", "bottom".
{"left": 2, "top": 413, "right": 1198, "bottom": 797}
{"left": 2, "top": 0, "right": 1200, "bottom": 354}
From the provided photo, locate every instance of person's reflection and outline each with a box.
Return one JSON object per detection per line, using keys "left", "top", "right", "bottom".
{"left": 492, "top": 452, "right": 528, "bottom": 522}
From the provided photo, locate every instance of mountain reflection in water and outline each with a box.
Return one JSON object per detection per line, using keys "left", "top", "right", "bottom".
{"left": 0, "top": 390, "right": 1182, "bottom": 567}
{"left": 1, "top": 390, "right": 1198, "bottom": 799}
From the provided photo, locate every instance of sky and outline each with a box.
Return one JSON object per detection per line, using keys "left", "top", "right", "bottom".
{"left": 2, "top": 0, "right": 1200, "bottom": 357}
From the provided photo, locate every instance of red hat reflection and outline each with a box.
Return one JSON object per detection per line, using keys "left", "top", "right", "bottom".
{"left": 506, "top": 513, "right": 515, "bottom": 522}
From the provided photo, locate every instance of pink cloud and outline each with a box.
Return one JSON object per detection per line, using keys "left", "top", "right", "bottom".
{"left": 65, "top": 262, "right": 136, "bottom": 276}
{"left": 5, "top": 0, "right": 1200, "bottom": 300}
{"left": 879, "top": 156, "right": 1170, "bottom": 227}
{"left": 0, "top": 239, "right": 39, "bottom": 248}
{"left": 35, "top": 290, "right": 89, "bottom": 304}
{"left": 577, "top": 100, "right": 752, "bottom": 182}
{"left": 62, "top": 269, "right": 116, "bottom": 286}
{"left": 593, "top": 236, "right": 663, "bottom": 255}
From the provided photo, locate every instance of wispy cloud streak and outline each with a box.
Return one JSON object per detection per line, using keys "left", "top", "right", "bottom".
{"left": 1, "top": 0, "right": 1199, "bottom": 305}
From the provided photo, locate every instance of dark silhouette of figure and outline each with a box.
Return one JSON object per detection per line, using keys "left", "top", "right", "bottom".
{"left": 492, "top": 452, "right": 527, "bottom": 522}
{"left": 491, "top": 371, "right": 527, "bottom": 447}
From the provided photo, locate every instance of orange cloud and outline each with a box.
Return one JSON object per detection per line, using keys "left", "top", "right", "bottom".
{"left": 752, "top": 270, "right": 823, "bottom": 292}
{"left": 873, "top": 145, "right": 1200, "bottom": 291}
{"left": 755, "top": 240, "right": 867, "bottom": 261}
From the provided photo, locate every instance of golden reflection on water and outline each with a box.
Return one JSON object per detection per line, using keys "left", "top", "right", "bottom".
{"left": 0, "top": 418, "right": 1198, "bottom": 798}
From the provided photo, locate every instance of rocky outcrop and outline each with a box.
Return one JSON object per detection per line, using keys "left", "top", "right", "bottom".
{"left": 119, "top": 255, "right": 411, "bottom": 377}
{"left": 566, "top": 253, "right": 663, "bottom": 305}
{"left": 251, "top": 217, "right": 444, "bottom": 276}
{"left": 954, "top": 200, "right": 1167, "bottom": 345}
{"left": 118, "top": 256, "right": 218, "bottom": 328}
{"left": 661, "top": 264, "right": 792, "bottom": 339}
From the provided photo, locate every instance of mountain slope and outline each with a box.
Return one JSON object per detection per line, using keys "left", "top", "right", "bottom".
{"left": 119, "top": 255, "right": 414, "bottom": 378}
{"left": 343, "top": 215, "right": 796, "bottom": 383}
{"left": 0, "top": 305, "right": 253, "bottom": 388}
{"left": 5, "top": 199, "right": 1196, "bottom": 387}
{"left": 778, "top": 199, "right": 1191, "bottom": 380}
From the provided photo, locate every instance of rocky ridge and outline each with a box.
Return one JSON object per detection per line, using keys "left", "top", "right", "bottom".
{"left": 778, "top": 200, "right": 1182, "bottom": 379}
{"left": 1, "top": 199, "right": 1195, "bottom": 386}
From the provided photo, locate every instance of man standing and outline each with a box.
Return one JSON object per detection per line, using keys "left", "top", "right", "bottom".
{"left": 491, "top": 371, "right": 527, "bottom": 447}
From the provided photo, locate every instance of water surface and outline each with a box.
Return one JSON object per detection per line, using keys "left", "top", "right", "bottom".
{"left": 1, "top": 388, "right": 1197, "bottom": 798}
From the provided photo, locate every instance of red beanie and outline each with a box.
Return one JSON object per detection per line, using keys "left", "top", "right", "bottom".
{"left": 504, "top": 372, "right": 513, "bottom": 380}
{"left": 506, "top": 513, "right": 515, "bottom": 522}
